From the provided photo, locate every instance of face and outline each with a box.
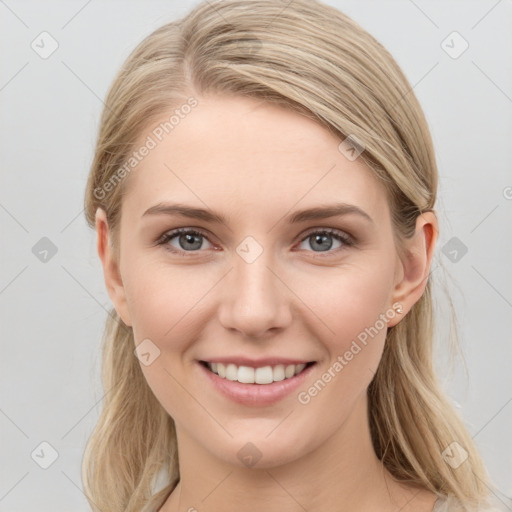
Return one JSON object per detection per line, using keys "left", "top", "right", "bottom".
{"left": 97, "top": 94, "right": 419, "bottom": 470}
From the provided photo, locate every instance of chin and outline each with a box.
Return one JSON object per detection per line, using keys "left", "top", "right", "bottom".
{"left": 204, "top": 425, "right": 316, "bottom": 470}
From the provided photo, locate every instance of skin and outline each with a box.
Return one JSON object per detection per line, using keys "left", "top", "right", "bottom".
{"left": 96, "top": 94, "right": 439, "bottom": 511}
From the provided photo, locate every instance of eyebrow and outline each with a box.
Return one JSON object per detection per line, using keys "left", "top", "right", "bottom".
{"left": 141, "top": 202, "right": 374, "bottom": 225}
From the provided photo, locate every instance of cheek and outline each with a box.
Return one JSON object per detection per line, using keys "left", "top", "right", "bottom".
{"left": 124, "top": 262, "right": 210, "bottom": 420}
{"left": 301, "top": 262, "right": 395, "bottom": 353}
{"left": 292, "top": 267, "right": 393, "bottom": 430}
{"left": 123, "top": 258, "right": 208, "bottom": 343}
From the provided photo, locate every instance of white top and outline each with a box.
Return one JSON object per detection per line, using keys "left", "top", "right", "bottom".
{"left": 432, "top": 495, "right": 505, "bottom": 511}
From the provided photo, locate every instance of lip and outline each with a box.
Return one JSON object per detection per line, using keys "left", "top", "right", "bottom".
{"left": 197, "top": 360, "right": 316, "bottom": 406}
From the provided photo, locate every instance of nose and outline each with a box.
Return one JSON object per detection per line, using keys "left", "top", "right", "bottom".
{"left": 217, "top": 245, "right": 292, "bottom": 339}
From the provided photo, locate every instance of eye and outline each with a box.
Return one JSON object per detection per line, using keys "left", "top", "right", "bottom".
{"left": 157, "top": 228, "right": 214, "bottom": 255}
{"left": 156, "top": 227, "right": 354, "bottom": 257}
{"left": 296, "top": 228, "right": 354, "bottom": 255}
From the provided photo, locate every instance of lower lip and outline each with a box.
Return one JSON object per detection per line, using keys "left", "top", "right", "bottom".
{"left": 198, "top": 362, "right": 316, "bottom": 406}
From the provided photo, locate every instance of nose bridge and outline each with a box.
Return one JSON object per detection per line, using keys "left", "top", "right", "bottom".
{"left": 218, "top": 235, "right": 291, "bottom": 337}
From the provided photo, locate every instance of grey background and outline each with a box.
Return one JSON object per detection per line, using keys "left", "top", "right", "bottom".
{"left": 1, "top": 0, "right": 511, "bottom": 510}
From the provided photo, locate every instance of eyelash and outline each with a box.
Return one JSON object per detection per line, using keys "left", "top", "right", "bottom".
{"left": 156, "top": 227, "right": 355, "bottom": 258}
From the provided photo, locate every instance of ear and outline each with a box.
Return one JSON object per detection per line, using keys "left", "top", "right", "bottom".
{"left": 95, "top": 207, "right": 132, "bottom": 327}
{"left": 387, "top": 211, "right": 438, "bottom": 327}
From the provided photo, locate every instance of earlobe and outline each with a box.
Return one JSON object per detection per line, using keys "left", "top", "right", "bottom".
{"left": 95, "top": 207, "right": 132, "bottom": 327}
{"left": 388, "top": 212, "right": 438, "bottom": 326}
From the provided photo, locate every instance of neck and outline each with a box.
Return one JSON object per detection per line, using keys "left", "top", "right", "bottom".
{"left": 161, "top": 394, "right": 433, "bottom": 512}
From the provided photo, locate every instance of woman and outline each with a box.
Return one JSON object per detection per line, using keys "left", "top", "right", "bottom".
{"left": 82, "top": 0, "right": 497, "bottom": 510}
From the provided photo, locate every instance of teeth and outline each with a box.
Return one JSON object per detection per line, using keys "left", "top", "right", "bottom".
{"left": 284, "top": 365, "right": 295, "bottom": 379}
{"left": 206, "top": 362, "right": 310, "bottom": 384}
{"left": 295, "top": 363, "right": 306, "bottom": 375}
{"left": 225, "top": 363, "right": 238, "bottom": 381}
{"left": 273, "top": 364, "right": 285, "bottom": 381}
{"left": 255, "top": 366, "right": 273, "bottom": 384}
{"left": 238, "top": 366, "right": 255, "bottom": 383}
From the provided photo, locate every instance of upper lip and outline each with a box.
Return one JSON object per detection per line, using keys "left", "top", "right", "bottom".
{"left": 199, "top": 357, "right": 315, "bottom": 367}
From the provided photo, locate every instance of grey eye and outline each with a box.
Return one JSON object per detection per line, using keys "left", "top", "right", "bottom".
{"left": 299, "top": 232, "right": 344, "bottom": 252}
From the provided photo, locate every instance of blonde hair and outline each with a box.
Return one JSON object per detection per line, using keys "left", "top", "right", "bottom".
{"left": 82, "top": 1, "right": 494, "bottom": 510}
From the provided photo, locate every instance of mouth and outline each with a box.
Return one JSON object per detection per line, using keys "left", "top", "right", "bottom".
{"left": 198, "top": 358, "right": 317, "bottom": 406}
{"left": 200, "top": 360, "right": 316, "bottom": 385}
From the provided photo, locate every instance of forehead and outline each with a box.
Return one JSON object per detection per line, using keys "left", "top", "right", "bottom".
{"left": 121, "top": 94, "right": 389, "bottom": 224}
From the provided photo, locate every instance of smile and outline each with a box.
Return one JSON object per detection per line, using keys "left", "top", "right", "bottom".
{"left": 197, "top": 358, "right": 317, "bottom": 406}
{"left": 202, "top": 361, "right": 313, "bottom": 384}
